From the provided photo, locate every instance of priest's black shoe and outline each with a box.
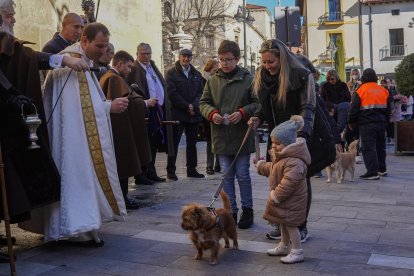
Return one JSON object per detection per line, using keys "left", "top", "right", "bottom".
{"left": 187, "top": 169, "right": 205, "bottom": 178}
{"left": 147, "top": 174, "right": 166, "bottom": 182}
{"left": 135, "top": 174, "right": 154, "bottom": 185}
{"left": 125, "top": 198, "right": 140, "bottom": 209}
{"left": 167, "top": 173, "right": 178, "bottom": 181}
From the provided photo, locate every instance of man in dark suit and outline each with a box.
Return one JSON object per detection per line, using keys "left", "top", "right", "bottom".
{"left": 100, "top": 50, "right": 152, "bottom": 209}
{"left": 42, "top": 13, "right": 83, "bottom": 54}
{"left": 165, "top": 49, "right": 204, "bottom": 180}
{"left": 126, "top": 43, "right": 174, "bottom": 182}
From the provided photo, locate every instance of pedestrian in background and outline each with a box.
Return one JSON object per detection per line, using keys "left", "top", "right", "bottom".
{"left": 200, "top": 40, "right": 258, "bottom": 229}
{"left": 165, "top": 49, "right": 205, "bottom": 180}
{"left": 202, "top": 59, "right": 221, "bottom": 175}
{"left": 348, "top": 68, "right": 392, "bottom": 180}
{"left": 249, "top": 39, "right": 315, "bottom": 242}
{"left": 126, "top": 43, "right": 174, "bottom": 183}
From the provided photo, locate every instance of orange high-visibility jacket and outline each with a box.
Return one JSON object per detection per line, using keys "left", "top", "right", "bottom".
{"left": 348, "top": 82, "right": 391, "bottom": 125}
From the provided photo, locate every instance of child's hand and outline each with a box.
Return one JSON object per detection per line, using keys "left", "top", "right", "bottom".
{"left": 255, "top": 159, "right": 265, "bottom": 168}
{"left": 269, "top": 190, "right": 279, "bottom": 204}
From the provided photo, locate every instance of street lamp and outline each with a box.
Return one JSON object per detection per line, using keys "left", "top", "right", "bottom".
{"left": 409, "top": 17, "right": 414, "bottom": 28}
{"left": 327, "top": 39, "right": 337, "bottom": 69}
{"left": 234, "top": 0, "right": 254, "bottom": 68}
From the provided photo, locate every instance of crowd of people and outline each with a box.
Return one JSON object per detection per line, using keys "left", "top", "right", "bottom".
{"left": 1, "top": 0, "right": 409, "bottom": 265}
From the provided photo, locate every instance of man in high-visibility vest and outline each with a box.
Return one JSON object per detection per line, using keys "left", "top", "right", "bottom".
{"left": 348, "top": 68, "right": 392, "bottom": 180}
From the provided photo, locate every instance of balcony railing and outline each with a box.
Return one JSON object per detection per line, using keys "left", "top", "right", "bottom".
{"left": 318, "top": 11, "right": 344, "bottom": 25}
{"left": 379, "top": 45, "right": 406, "bottom": 60}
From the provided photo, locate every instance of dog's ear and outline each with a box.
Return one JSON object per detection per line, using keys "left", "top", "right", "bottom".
{"left": 193, "top": 207, "right": 202, "bottom": 219}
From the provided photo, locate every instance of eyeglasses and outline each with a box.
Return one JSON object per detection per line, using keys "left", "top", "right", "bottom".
{"left": 219, "top": 58, "right": 235, "bottom": 64}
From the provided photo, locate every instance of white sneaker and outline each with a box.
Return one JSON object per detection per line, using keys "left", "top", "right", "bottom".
{"left": 267, "top": 242, "right": 289, "bottom": 256}
{"left": 280, "top": 249, "right": 304, "bottom": 264}
{"left": 355, "top": 156, "right": 363, "bottom": 164}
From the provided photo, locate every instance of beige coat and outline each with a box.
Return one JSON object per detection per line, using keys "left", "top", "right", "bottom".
{"left": 257, "top": 138, "right": 311, "bottom": 227}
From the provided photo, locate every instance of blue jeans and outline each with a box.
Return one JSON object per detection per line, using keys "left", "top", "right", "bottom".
{"left": 218, "top": 154, "right": 253, "bottom": 213}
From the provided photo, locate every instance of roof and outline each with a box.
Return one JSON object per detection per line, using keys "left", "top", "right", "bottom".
{"left": 360, "top": 0, "right": 414, "bottom": 4}
{"left": 246, "top": 4, "right": 267, "bottom": 10}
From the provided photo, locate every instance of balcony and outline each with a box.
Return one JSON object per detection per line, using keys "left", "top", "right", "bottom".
{"left": 318, "top": 11, "right": 344, "bottom": 25}
{"left": 379, "top": 45, "right": 406, "bottom": 60}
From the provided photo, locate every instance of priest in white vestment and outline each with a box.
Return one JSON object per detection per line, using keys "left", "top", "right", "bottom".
{"left": 23, "top": 23, "right": 128, "bottom": 245}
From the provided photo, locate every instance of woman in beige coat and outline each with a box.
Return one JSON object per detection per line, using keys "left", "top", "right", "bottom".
{"left": 256, "top": 116, "right": 311, "bottom": 264}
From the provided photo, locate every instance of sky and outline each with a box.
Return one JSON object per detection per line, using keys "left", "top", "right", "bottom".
{"left": 247, "top": 0, "right": 296, "bottom": 16}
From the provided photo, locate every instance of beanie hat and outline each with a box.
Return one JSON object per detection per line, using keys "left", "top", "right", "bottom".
{"left": 270, "top": 115, "right": 304, "bottom": 146}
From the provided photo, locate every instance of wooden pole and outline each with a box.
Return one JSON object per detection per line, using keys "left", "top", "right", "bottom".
{"left": 0, "top": 143, "right": 16, "bottom": 275}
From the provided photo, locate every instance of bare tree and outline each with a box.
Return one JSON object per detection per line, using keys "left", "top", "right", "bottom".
{"left": 162, "top": 0, "right": 234, "bottom": 70}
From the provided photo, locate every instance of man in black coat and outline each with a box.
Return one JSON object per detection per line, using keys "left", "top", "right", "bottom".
{"left": 42, "top": 13, "right": 83, "bottom": 54}
{"left": 165, "top": 49, "right": 204, "bottom": 180}
{"left": 126, "top": 43, "right": 174, "bottom": 183}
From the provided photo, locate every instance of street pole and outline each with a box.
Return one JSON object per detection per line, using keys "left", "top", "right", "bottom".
{"left": 368, "top": 3, "right": 373, "bottom": 68}
{"left": 243, "top": 0, "right": 248, "bottom": 67}
{"left": 284, "top": 7, "right": 291, "bottom": 49}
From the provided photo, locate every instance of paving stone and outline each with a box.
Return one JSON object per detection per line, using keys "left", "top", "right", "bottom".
{"left": 0, "top": 261, "right": 56, "bottom": 276}
{"left": 316, "top": 260, "right": 412, "bottom": 275}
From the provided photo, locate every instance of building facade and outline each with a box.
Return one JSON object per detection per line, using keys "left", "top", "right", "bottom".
{"left": 161, "top": 0, "right": 273, "bottom": 72}
{"left": 303, "top": 0, "right": 362, "bottom": 81}
{"left": 13, "top": 0, "right": 163, "bottom": 69}
{"left": 360, "top": 0, "right": 414, "bottom": 78}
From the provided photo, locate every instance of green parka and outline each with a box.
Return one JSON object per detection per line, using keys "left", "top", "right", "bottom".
{"left": 200, "top": 67, "right": 258, "bottom": 155}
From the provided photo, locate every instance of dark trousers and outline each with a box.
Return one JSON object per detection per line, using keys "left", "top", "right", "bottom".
{"left": 360, "top": 122, "right": 387, "bottom": 175}
{"left": 206, "top": 138, "right": 220, "bottom": 170}
{"left": 119, "top": 178, "right": 129, "bottom": 202}
{"left": 147, "top": 131, "right": 163, "bottom": 178}
{"left": 167, "top": 122, "right": 199, "bottom": 173}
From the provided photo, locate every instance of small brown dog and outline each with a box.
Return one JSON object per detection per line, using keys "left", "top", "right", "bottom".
{"left": 181, "top": 190, "right": 238, "bottom": 265}
{"left": 326, "top": 140, "right": 359, "bottom": 183}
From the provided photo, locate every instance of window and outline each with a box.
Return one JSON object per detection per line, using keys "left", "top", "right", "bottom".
{"left": 328, "top": 0, "right": 342, "bottom": 21}
{"left": 391, "top": 9, "right": 400, "bottom": 16}
{"left": 206, "top": 35, "right": 215, "bottom": 49}
{"left": 389, "top": 29, "right": 404, "bottom": 56}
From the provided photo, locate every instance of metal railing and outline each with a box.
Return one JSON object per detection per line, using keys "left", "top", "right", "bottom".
{"left": 379, "top": 45, "right": 405, "bottom": 60}
{"left": 318, "top": 11, "right": 344, "bottom": 24}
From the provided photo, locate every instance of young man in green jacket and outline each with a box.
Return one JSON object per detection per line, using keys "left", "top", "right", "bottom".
{"left": 200, "top": 40, "right": 258, "bottom": 229}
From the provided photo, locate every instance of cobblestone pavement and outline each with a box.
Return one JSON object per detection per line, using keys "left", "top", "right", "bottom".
{"left": 1, "top": 137, "right": 414, "bottom": 275}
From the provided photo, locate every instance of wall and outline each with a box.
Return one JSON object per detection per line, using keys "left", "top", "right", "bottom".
{"left": 361, "top": 2, "right": 414, "bottom": 76}
{"left": 306, "top": 0, "right": 361, "bottom": 77}
{"left": 13, "top": 0, "right": 163, "bottom": 69}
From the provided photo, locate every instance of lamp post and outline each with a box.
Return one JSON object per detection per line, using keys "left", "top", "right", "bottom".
{"left": 409, "top": 17, "right": 414, "bottom": 28}
{"left": 234, "top": 0, "right": 255, "bottom": 68}
{"left": 327, "top": 39, "right": 337, "bottom": 69}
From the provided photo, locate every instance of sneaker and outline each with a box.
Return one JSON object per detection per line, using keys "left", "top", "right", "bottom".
{"left": 206, "top": 168, "right": 215, "bottom": 175}
{"left": 267, "top": 242, "right": 289, "bottom": 256}
{"left": 355, "top": 156, "right": 363, "bottom": 164}
{"left": 280, "top": 249, "right": 304, "bottom": 264}
{"left": 266, "top": 225, "right": 281, "bottom": 240}
{"left": 298, "top": 227, "right": 310, "bottom": 243}
{"left": 313, "top": 171, "right": 323, "bottom": 178}
{"left": 359, "top": 173, "right": 380, "bottom": 180}
{"left": 238, "top": 208, "right": 254, "bottom": 229}
{"left": 378, "top": 171, "right": 388, "bottom": 177}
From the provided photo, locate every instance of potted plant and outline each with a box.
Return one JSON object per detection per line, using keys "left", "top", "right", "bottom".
{"left": 394, "top": 54, "right": 414, "bottom": 153}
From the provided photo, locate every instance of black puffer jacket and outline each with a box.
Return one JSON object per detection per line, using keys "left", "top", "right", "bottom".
{"left": 254, "top": 67, "right": 315, "bottom": 139}
{"left": 320, "top": 81, "right": 351, "bottom": 105}
{"left": 165, "top": 61, "right": 203, "bottom": 123}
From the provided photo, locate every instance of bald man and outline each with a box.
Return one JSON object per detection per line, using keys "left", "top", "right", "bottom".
{"left": 42, "top": 13, "right": 84, "bottom": 54}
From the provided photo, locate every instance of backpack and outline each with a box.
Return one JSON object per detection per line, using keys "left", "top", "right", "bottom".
{"left": 306, "top": 95, "right": 337, "bottom": 177}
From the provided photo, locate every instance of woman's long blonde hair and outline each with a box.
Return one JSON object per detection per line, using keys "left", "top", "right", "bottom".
{"left": 253, "top": 39, "right": 306, "bottom": 108}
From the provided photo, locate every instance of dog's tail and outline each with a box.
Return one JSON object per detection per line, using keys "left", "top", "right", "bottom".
{"left": 349, "top": 139, "right": 359, "bottom": 155}
{"left": 220, "top": 190, "right": 231, "bottom": 210}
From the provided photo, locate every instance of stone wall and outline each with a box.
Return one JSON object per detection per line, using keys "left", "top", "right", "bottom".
{"left": 13, "top": 0, "right": 163, "bottom": 70}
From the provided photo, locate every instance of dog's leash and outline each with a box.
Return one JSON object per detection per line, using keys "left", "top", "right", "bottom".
{"left": 208, "top": 123, "right": 254, "bottom": 208}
